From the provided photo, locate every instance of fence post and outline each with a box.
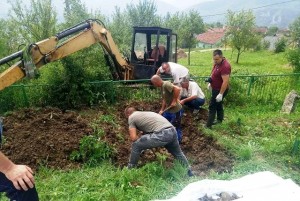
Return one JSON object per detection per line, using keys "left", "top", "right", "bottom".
{"left": 21, "top": 84, "right": 29, "bottom": 107}
{"left": 247, "top": 76, "right": 255, "bottom": 96}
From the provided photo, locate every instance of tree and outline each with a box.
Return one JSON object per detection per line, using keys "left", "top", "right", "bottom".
{"left": 126, "top": 0, "right": 161, "bottom": 27}
{"left": 225, "top": 10, "right": 258, "bottom": 64}
{"left": 266, "top": 26, "right": 278, "bottom": 36}
{"left": 289, "top": 16, "right": 300, "bottom": 48}
{"left": 0, "top": 20, "right": 10, "bottom": 58}
{"left": 108, "top": 7, "right": 132, "bottom": 52}
{"left": 164, "top": 11, "right": 204, "bottom": 65}
{"left": 8, "top": 0, "right": 57, "bottom": 42}
{"left": 63, "top": 0, "right": 90, "bottom": 27}
{"left": 178, "top": 10, "right": 204, "bottom": 65}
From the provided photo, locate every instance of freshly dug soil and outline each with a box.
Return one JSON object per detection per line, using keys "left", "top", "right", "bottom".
{"left": 0, "top": 101, "right": 233, "bottom": 175}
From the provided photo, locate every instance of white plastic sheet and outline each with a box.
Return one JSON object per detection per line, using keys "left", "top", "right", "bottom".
{"left": 153, "top": 171, "right": 300, "bottom": 201}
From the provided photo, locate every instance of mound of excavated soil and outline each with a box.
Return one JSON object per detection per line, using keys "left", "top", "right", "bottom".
{"left": 0, "top": 101, "right": 233, "bottom": 175}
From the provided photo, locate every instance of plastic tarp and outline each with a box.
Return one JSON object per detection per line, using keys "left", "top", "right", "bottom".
{"left": 153, "top": 171, "right": 300, "bottom": 201}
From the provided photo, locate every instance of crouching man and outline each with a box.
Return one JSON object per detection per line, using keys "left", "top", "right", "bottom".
{"left": 179, "top": 77, "right": 205, "bottom": 114}
{"left": 124, "top": 107, "right": 194, "bottom": 177}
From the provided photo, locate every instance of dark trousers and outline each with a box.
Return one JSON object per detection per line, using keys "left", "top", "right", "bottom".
{"left": 181, "top": 97, "right": 205, "bottom": 110}
{"left": 206, "top": 88, "right": 229, "bottom": 127}
{"left": 0, "top": 172, "right": 39, "bottom": 201}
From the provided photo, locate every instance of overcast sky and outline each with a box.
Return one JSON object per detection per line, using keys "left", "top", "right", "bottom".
{"left": 0, "top": 0, "right": 213, "bottom": 19}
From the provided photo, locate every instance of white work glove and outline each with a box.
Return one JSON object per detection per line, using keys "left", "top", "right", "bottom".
{"left": 207, "top": 83, "right": 212, "bottom": 91}
{"left": 216, "top": 93, "right": 223, "bottom": 102}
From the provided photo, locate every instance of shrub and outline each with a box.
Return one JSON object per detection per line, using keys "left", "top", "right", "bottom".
{"left": 286, "top": 48, "right": 300, "bottom": 73}
{"left": 70, "top": 134, "right": 114, "bottom": 165}
{"left": 262, "top": 40, "right": 270, "bottom": 50}
{"left": 274, "top": 37, "right": 287, "bottom": 53}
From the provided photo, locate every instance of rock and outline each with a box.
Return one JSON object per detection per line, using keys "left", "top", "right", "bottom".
{"left": 281, "top": 90, "right": 300, "bottom": 114}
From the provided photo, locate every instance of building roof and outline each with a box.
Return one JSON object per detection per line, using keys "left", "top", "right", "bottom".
{"left": 196, "top": 28, "right": 226, "bottom": 45}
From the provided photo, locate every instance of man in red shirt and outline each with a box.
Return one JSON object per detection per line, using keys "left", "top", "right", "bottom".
{"left": 206, "top": 49, "right": 231, "bottom": 128}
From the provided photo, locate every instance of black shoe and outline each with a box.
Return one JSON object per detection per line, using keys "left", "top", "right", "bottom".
{"left": 187, "top": 169, "right": 194, "bottom": 177}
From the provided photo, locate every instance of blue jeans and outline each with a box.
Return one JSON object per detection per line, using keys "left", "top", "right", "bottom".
{"left": 181, "top": 97, "right": 205, "bottom": 109}
{"left": 162, "top": 109, "right": 183, "bottom": 142}
{"left": 0, "top": 172, "right": 39, "bottom": 201}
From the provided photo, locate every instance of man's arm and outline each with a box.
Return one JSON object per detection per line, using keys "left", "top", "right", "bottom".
{"left": 0, "top": 151, "right": 35, "bottom": 191}
{"left": 220, "top": 74, "right": 229, "bottom": 94}
{"left": 159, "top": 99, "right": 166, "bottom": 115}
{"left": 180, "top": 95, "right": 197, "bottom": 105}
{"left": 156, "top": 67, "right": 162, "bottom": 75}
{"left": 128, "top": 128, "right": 139, "bottom": 142}
{"left": 171, "top": 85, "right": 181, "bottom": 107}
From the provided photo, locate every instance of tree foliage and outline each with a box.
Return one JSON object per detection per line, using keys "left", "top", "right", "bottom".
{"left": 108, "top": 7, "right": 132, "bottom": 52}
{"left": 63, "top": 0, "right": 90, "bottom": 27}
{"left": 225, "top": 10, "right": 259, "bottom": 64}
{"left": 8, "top": 0, "right": 57, "bottom": 42}
{"left": 126, "top": 0, "right": 161, "bottom": 27}
{"left": 289, "top": 16, "right": 300, "bottom": 48}
{"left": 266, "top": 26, "right": 278, "bottom": 36}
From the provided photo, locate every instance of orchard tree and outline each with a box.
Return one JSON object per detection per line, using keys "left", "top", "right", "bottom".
{"left": 180, "top": 10, "right": 204, "bottom": 65}
{"left": 164, "top": 11, "right": 204, "bottom": 65}
{"left": 225, "top": 10, "right": 258, "bottom": 64}
{"left": 126, "top": 0, "right": 161, "bottom": 26}
{"left": 8, "top": 0, "right": 57, "bottom": 42}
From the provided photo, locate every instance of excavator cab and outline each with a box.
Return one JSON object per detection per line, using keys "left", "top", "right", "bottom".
{"left": 130, "top": 27, "right": 177, "bottom": 79}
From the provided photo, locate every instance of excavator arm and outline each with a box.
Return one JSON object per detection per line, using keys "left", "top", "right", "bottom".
{"left": 0, "top": 19, "right": 133, "bottom": 91}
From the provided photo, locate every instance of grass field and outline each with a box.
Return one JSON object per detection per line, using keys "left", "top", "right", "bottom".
{"left": 179, "top": 49, "right": 291, "bottom": 76}
{"left": 1, "top": 50, "right": 300, "bottom": 201}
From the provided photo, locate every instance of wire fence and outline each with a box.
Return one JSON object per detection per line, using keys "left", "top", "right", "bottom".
{"left": 0, "top": 74, "right": 299, "bottom": 113}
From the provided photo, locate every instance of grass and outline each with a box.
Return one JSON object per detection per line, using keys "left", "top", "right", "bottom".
{"left": 1, "top": 49, "right": 300, "bottom": 200}
{"left": 179, "top": 49, "right": 291, "bottom": 76}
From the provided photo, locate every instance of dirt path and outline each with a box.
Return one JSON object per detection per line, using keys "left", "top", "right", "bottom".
{"left": 1, "top": 101, "right": 233, "bottom": 175}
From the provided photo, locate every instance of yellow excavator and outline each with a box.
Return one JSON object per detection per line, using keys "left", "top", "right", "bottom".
{"left": 0, "top": 19, "right": 178, "bottom": 91}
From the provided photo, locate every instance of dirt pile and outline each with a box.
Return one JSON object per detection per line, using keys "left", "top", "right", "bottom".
{"left": 0, "top": 101, "right": 233, "bottom": 175}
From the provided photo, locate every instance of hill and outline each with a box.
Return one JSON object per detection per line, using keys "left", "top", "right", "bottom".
{"left": 190, "top": 0, "right": 300, "bottom": 28}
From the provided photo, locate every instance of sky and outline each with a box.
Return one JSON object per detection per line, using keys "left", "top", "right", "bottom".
{"left": 159, "top": 0, "right": 212, "bottom": 9}
{"left": 0, "top": 0, "right": 213, "bottom": 19}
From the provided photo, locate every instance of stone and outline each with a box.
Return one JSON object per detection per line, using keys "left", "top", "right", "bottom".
{"left": 281, "top": 90, "right": 300, "bottom": 114}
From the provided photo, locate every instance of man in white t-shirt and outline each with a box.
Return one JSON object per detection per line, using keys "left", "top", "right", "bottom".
{"left": 156, "top": 62, "right": 189, "bottom": 85}
{"left": 180, "top": 77, "right": 205, "bottom": 113}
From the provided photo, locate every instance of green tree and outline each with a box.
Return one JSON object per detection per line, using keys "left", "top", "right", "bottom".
{"left": 179, "top": 10, "right": 204, "bottom": 65}
{"left": 63, "top": 0, "right": 90, "bottom": 27}
{"left": 289, "top": 16, "right": 300, "bottom": 48}
{"left": 108, "top": 7, "right": 132, "bottom": 52}
{"left": 0, "top": 19, "right": 9, "bottom": 58}
{"left": 225, "top": 10, "right": 258, "bottom": 64}
{"left": 266, "top": 26, "right": 278, "bottom": 36}
{"left": 8, "top": 0, "right": 57, "bottom": 42}
{"left": 126, "top": 0, "right": 161, "bottom": 26}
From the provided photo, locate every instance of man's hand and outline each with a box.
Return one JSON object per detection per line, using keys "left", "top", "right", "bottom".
{"left": 207, "top": 83, "right": 212, "bottom": 91}
{"left": 159, "top": 110, "right": 164, "bottom": 115}
{"left": 216, "top": 93, "right": 223, "bottom": 102}
{"left": 4, "top": 164, "right": 35, "bottom": 191}
{"left": 180, "top": 100, "right": 185, "bottom": 105}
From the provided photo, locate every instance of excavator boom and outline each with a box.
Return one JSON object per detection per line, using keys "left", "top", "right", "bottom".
{"left": 0, "top": 19, "right": 133, "bottom": 91}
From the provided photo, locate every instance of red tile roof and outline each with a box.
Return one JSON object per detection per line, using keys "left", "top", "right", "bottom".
{"left": 196, "top": 28, "right": 225, "bottom": 45}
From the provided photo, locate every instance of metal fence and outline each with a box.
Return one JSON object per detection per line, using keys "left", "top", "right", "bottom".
{"left": 0, "top": 74, "right": 299, "bottom": 113}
